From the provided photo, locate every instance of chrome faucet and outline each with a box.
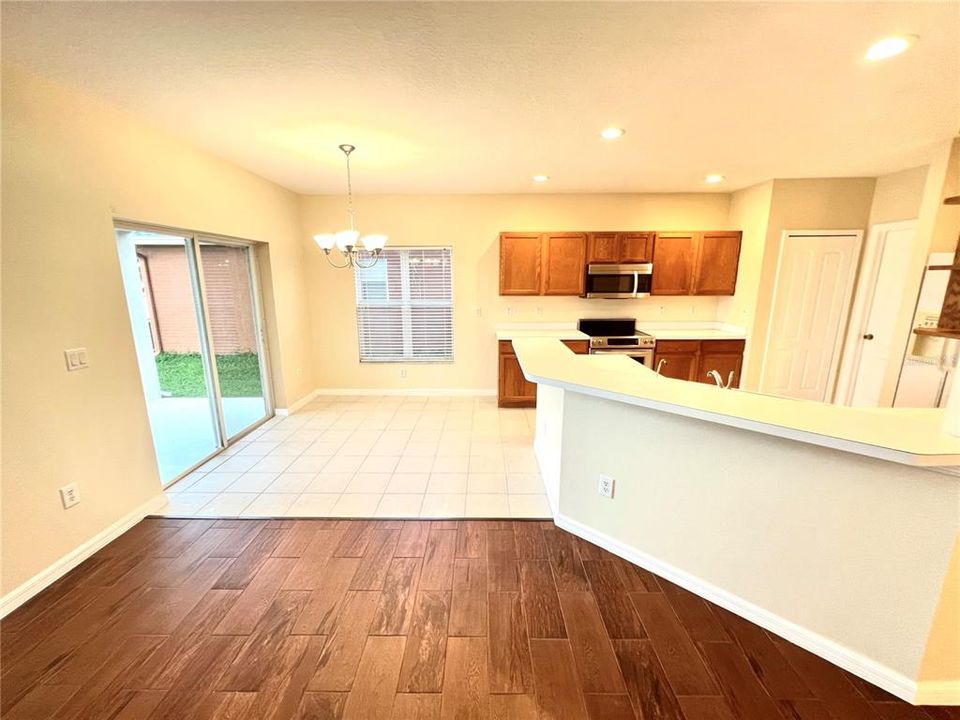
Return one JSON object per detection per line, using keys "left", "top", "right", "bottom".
{"left": 707, "top": 370, "right": 735, "bottom": 389}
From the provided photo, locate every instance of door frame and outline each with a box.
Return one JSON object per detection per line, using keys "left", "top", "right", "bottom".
{"left": 758, "top": 229, "right": 864, "bottom": 402}
{"left": 834, "top": 220, "right": 917, "bottom": 406}
{"left": 114, "top": 218, "right": 275, "bottom": 484}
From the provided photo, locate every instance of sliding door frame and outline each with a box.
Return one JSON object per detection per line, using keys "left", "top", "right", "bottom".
{"left": 114, "top": 218, "right": 275, "bottom": 481}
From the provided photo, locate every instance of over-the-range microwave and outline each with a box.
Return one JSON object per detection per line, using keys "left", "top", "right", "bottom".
{"left": 584, "top": 262, "right": 653, "bottom": 299}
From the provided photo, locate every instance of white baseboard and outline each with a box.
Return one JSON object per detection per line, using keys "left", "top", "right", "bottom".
{"left": 554, "top": 511, "right": 939, "bottom": 706}
{"left": 0, "top": 493, "right": 168, "bottom": 619}
{"left": 275, "top": 388, "right": 320, "bottom": 416}
{"left": 915, "top": 681, "right": 960, "bottom": 706}
{"left": 312, "top": 388, "right": 497, "bottom": 397}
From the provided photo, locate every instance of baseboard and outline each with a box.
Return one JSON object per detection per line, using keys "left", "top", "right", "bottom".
{"left": 915, "top": 681, "right": 960, "bottom": 706}
{"left": 275, "top": 388, "right": 320, "bottom": 416}
{"left": 312, "top": 388, "right": 497, "bottom": 397}
{"left": 0, "top": 493, "right": 168, "bottom": 619}
{"left": 554, "top": 511, "right": 934, "bottom": 705}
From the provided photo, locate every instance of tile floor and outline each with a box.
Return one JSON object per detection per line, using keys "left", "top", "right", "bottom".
{"left": 158, "top": 394, "right": 552, "bottom": 519}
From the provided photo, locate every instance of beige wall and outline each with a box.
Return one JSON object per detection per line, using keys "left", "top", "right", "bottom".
{"left": 919, "top": 536, "right": 960, "bottom": 686}
{"left": 0, "top": 67, "right": 315, "bottom": 595}
{"left": 868, "top": 166, "right": 930, "bottom": 227}
{"left": 930, "top": 137, "right": 960, "bottom": 255}
{"left": 557, "top": 390, "right": 959, "bottom": 687}
{"left": 299, "top": 193, "right": 732, "bottom": 390}
{"left": 740, "top": 178, "right": 878, "bottom": 389}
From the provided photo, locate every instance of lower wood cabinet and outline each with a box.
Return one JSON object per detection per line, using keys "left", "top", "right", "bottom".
{"left": 654, "top": 339, "right": 745, "bottom": 388}
{"left": 498, "top": 339, "right": 589, "bottom": 407}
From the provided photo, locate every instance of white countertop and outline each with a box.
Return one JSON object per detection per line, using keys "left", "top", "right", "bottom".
{"left": 496, "top": 322, "right": 745, "bottom": 342}
{"left": 496, "top": 324, "right": 588, "bottom": 341}
{"left": 511, "top": 337, "right": 960, "bottom": 467}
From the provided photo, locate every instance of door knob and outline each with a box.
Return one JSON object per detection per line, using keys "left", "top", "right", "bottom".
{"left": 863, "top": 333, "right": 875, "bottom": 340}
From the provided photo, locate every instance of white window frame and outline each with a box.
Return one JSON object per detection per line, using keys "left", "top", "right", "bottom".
{"left": 355, "top": 246, "right": 454, "bottom": 363}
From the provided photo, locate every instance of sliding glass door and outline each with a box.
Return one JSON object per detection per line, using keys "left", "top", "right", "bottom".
{"left": 116, "top": 224, "right": 272, "bottom": 485}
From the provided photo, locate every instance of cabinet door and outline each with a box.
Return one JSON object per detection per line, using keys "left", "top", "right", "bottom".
{"left": 619, "top": 232, "right": 653, "bottom": 263}
{"left": 651, "top": 232, "right": 697, "bottom": 295}
{"left": 499, "top": 348, "right": 537, "bottom": 407}
{"left": 654, "top": 351, "right": 699, "bottom": 381}
{"left": 586, "top": 233, "right": 620, "bottom": 263}
{"left": 693, "top": 232, "right": 742, "bottom": 295}
{"left": 542, "top": 232, "right": 587, "bottom": 296}
{"left": 696, "top": 340, "right": 746, "bottom": 387}
{"left": 500, "top": 233, "right": 542, "bottom": 295}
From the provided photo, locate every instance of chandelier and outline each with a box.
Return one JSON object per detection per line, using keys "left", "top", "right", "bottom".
{"left": 313, "top": 144, "right": 386, "bottom": 268}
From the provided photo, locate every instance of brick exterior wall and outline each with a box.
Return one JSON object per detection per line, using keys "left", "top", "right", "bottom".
{"left": 138, "top": 245, "right": 257, "bottom": 354}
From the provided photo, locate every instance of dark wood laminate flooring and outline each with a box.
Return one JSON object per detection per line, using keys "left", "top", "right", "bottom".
{"left": 1, "top": 518, "right": 956, "bottom": 719}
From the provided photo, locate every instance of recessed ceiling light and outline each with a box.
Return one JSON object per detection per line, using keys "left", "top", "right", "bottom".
{"left": 866, "top": 35, "right": 916, "bottom": 61}
{"left": 600, "top": 127, "right": 626, "bottom": 140}
{"left": 532, "top": 174, "right": 550, "bottom": 183}
{"left": 705, "top": 174, "right": 725, "bottom": 184}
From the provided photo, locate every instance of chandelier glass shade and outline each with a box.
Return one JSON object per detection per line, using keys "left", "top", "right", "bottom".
{"left": 313, "top": 144, "right": 386, "bottom": 269}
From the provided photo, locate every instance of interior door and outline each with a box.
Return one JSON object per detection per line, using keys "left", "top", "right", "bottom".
{"left": 760, "top": 231, "right": 861, "bottom": 401}
{"left": 848, "top": 223, "right": 918, "bottom": 406}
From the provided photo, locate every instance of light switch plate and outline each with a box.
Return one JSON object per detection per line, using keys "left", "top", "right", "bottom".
{"left": 64, "top": 347, "right": 89, "bottom": 371}
{"left": 60, "top": 483, "right": 80, "bottom": 509}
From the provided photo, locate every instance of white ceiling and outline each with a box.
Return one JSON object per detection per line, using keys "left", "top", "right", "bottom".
{"left": 3, "top": 2, "right": 958, "bottom": 194}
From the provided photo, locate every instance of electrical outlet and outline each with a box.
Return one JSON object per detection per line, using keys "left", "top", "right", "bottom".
{"left": 64, "top": 347, "right": 89, "bottom": 372}
{"left": 598, "top": 474, "right": 614, "bottom": 499}
{"left": 476, "top": 307, "right": 482, "bottom": 317}
{"left": 60, "top": 483, "right": 80, "bottom": 509}
{"left": 506, "top": 306, "right": 515, "bottom": 316}
{"left": 536, "top": 306, "right": 543, "bottom": 316}
{"left": 400, "top": 368, "right": 407, "bottom": 378}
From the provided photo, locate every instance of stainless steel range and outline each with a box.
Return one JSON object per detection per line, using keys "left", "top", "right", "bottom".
{"left": 577, "top": 318, "right": 656, "bottom": 367}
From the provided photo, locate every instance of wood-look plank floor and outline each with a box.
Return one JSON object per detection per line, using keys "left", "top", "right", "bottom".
{"left": 1, "top": 518, "right": 957, "bottom": 720}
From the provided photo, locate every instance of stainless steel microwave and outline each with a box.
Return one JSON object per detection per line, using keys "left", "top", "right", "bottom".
{"left": 584, "top": 263, "right": 653, "bottom": 298}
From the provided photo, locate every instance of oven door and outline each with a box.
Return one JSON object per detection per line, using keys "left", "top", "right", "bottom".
{"left": 585, "top": 264, "right": 653, "bottom": 298}
{"left": 589, "top": 348, "right": 655, "bottom": 367}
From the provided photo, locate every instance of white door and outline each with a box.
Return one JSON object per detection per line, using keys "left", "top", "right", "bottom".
{"left": 760, "top": 231, "right": 862, "bottom": 401}
{"left": 848, "top": 222, "right": 918, "bottom": 406}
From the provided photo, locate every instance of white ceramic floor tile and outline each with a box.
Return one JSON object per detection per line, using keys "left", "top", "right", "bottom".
{"left": 286, "top": 455, "right": 331, "bottom": 473}
{"left": 287, "top": 493, "right": 340, "bottom": 516}
{"left": 395, "top": 456, "right": 434, "bottom": 473}
{"left": 468, "top": 473, "right": 508, "bottom": 493}
{"left": 330, "top": 493, "right": 382, "bottom": 517}
{"left": 241, "top": 493, "right": 299, "bottom": 517}
{"left": 195, "top": 492, "right": 258, "bottom": 517}
{"left": 508, "top": 494, "right": 552, "bottom": 518}
{"left": 226, "top": 472, "right": 280, "bottom": 493}
{"left": 469, "top": 455, "right": 506, "bottom": 473}
{"left": 420, "top": 493, "right": 466, "bottom": 518}
{"left": 375, "top": 493, "right": 424, "bottom": 518}
{"left": 431, "top": 456, "right": 469, "bottom": 473}
{"left": 163, "top": 492, "right": 218, "bottom": 515}
{"left": 189, "top": 472, "right": 243, "bottom": 493}
{"left": 270, "top": 441, "right": 312, "bottom": 457}
{"left": 358, "top": 455, "right": 400, "bottom": 473}
{"left": 214, "top": 455, "right": 261, "bottom": 473}
{"left": 249, "top": 455, "right": 297, "bottom": 473}
{"left": 301, "top": 440, "right": 342, "bottom": 456}
{"left": 234, "top": 441, "right": 279, "bottom": 457}
{"left": 345, "top": 473, "right": 392, "bottom": 494}
{"left": 385, "top": 473, "right": 429, "bottom": 494}
{"left": 266, "top": 473, "right": 316, "bottom": 494}
{"left": 323, "top": 455, "right": 365, "bottom": 473}
{"left": 166, "top": 471, "right": 206, "bottom": 493}
{"left": 507, "top": 474, "right": 546, "bottom": 494}
{"left": 436, "top": 440, "right": 472, "bottom": 456}
{"left": 306, "top": 472, "right": 354, "bottom": 493}
{"left": 504, "top": 451, "right": 540, "bottom": 474}
{"left": 465, "top": 493, "right": 510, "bottom": 518}
{"left": 403, "top": 441, "right": 438, "bottom": 457}
{"left": 427, "top": 473, "right": 468, "bottom": 494}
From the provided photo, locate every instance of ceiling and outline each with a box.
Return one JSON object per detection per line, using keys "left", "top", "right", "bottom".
{"left": 2, "top": 2, "right": 958, "bottom": 194}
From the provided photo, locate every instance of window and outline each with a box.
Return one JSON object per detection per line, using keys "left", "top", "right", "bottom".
{"left": 355, "top": 247, "right": 453, "bottom": 362}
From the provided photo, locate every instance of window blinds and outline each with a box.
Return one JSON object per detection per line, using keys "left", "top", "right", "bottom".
{"left": 355, "top": 247, "right": 453, "bottom": 362}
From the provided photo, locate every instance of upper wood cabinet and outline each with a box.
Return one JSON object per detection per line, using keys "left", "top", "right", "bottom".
{"left": 499, "top": 233, "right": 542, "bottom": 295}
{"left": 619, "top": 232, "right": 654, "bottom": 263}
{"left": 693, "top": 232, "right": 742, "bottom": 295}
{"left": 586, "top": 233, "right": 620, "bottom": 263}
{"left": 651, "top": 233, "right": 698, "bottom": 295}
{"left": 542, "top": 233, "right": 587, "bottom": 295}
{"left": 499, "top": 232, "right": 586, "bottom": 296}
{"left": 652, "top": 231, "right": 742, "bottom": 296}
{"left": 586, "top": 232, "right": 653, "bottom": 263}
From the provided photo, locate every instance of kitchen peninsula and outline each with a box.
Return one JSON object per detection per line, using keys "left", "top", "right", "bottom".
{"left": 512, "top": 336, "right": 960, "bottom": 706}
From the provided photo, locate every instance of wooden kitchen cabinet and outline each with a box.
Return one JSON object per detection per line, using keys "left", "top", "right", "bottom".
{"left": 561, "top": 339, "right": 590, "bottom": 354}
{"left": 499, "top": 233, "right": 542, "bottom": 295}
{"left": 651, "top": 233, "right": 698, "bottom": 295}
{"left": 586, "top": 232, "right": 620, "bottom": 263}
{"left": 693, "top": 232, "right": 742, "bottom": 295}
{"left": 654, "top": 338, "right": 745, "bottom": 388}
{"left": 619, "top": 232, "right": 654, "bottom": 262}
{"left": 586, "top": 232, "right": 653, "bottom": 263}
{"left": 542, "top": 233, "right": 587, "bottom": 295}
{"left": 498, "top": 341, "right": 537, "bottom": 407}
{"left": 652, "top": 231, "right": 742, "bottom": 296}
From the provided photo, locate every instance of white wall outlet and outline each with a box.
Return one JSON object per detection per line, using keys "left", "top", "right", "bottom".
{"left": 689, "top": 304, "right": 696, "bottom": 316}
{"left": 60, "top": 483, "right": 80, "bottom": 509}
{"left": 598, "top": 474, "right": 615, "bottom": 499}
{"left": 64, "top": 347, "right": 89, "bottom": 372}
{"left": 476, "top": 307, "right": 482, "bottom": 317}
{"left": 400, "top": 368, "right": 407, "bottom": 378}
{"left": 658, "top": 305, "right": 665, "bottom": 316}
{"left": 536, "top": 306, "right": 543, "bottom": 316}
